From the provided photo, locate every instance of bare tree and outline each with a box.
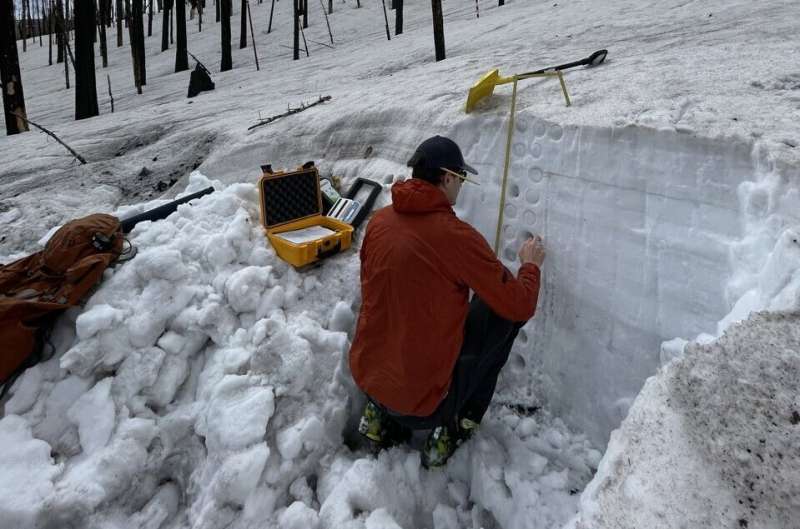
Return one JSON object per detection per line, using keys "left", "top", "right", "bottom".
{"left": 431, "top": 0, "right": 444, "bottom": 61}
{"left": 129, "top": 0, "right": 146, "bottom": 91}
{"left": 148, "top": 0, "right": 153, "bottom": 36}
{"left": 293, "top": 0, "right": 299, "bottom": 60}
{"left": 98, "top": 0, "right": 108, "bottom": 67}
{"left": 175, "top": 0, "right": 188, "bottom": 71}
{"left": 220, "top": 0, "right": 231, "bottom": 70}
{"left": 395, "top": 0, "right": 402, "bottom": 35}
{"left": 75, "top": 0, "right": 99, "bottom": 119}
{"left": 161, "top": 0, "right": 171, "bottom": 50}
{"left": 116, "top": 0, "right": 123, "bottom": 45}
{"left": 1, "top": 0, "right": 29, "bottom": 134}
{"left": 239, "top": 0, "right": 246, "bottom": 48}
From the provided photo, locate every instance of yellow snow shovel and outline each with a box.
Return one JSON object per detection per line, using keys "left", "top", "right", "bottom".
{"left": 465, "top": 50, "right": 607, "bottom": 113}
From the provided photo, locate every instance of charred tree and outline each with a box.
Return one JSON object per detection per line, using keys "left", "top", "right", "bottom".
{"left": 302, "top": 0, "right": 307, "bottom": 29}
{"left": 431, "top": 0, "right": 445, "bottom": 61}
{"left": 395, "top": 0, "right": 402, "bottom": 35}
{"left": 98, "top": 0, "right": 108, "bottom": 67}
{"left": 239, "top": 0, "right": 246, "bottom": 48}
{"left": 56, "top": 0, "right": 65, "bottom": 61}
{"left": 220, "top": 0, "right": 231, "bottom": 70}
{"left": 74, "top": 0, "right": 99, "bottom": 119}
{"left": 175, "top": 0, "right": 188, "bottom": 71}
{"left": 148, "top": 0, "right": 153, "bottom": 36}
{"left": 116, "top": 0, "right": 123, "bottom": 45}
{"left": 129, "top": 0, "right": 146, "bottom": 90}
{"left": 1, "top": 0, "right": 29, "bottom": 134}
{"left": 161, "top": 0, "right": 171, "bottom": 50}
{"left": 292, "top": 0, "right": 299, "bottom": 60}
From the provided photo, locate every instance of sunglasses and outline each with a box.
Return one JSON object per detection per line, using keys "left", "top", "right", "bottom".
{"left": 440, "top": 167, "right": 480, "bottom": 185}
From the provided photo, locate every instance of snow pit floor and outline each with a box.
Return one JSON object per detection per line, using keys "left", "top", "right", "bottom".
{"left": 0, "top": 173, "right": 602, "bottom": 529}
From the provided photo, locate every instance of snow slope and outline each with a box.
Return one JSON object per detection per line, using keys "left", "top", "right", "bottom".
{"left": 1, "top": 0, "right": 800, "bottom": 527}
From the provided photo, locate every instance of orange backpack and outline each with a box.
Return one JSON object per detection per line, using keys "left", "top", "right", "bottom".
{"left": 0, "top": 214, "right": 123, "bottom": 389}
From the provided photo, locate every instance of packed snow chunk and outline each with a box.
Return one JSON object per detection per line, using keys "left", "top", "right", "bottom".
{"left": 131, "top": 482, "right": 180, "bottom": 529}
{"left": 279, "top": 501, "right": 320, "bottom": 529}
{"left": 75, "top": 303, "right": 126, "bottom": 340}
{"left": 328, "top": 301, "right": 355, "bottom": 333}
{"left": 225, "top": 266, "right": 273, "bottom": 313}
{"left": 128, "top": 281, "right": 198, "bottom": 348}
{"left": 660, "top": 337, "right": 688, "bottom": 365}
{"left": 758, "top": 228, "right": 800, "bottom": 302}
{"left": 251, "top": 328, "right": 313, "bottom": 397}
{"left": 433, "top": 504, "right": 459, "bottom": 529}
{"left": 365, "top": 508, "right": 404, "bottom": 529}
{"left": 34, "top": 375, "right": 92, "bottom": 453}
{"left": 276, "top": 416, "right": 324, "bottom": 461}
{"left": 133, "top": 248, "right": 188, "bottom": 282}
{"left": 199, "top": 375, "right": 275, "bottom": 453}
{"left": 115, "top": 347, "right": 167, "bottom": 399}
{"left": 211, "top": 443, "right": 270, "bottom": 506}
{"left": 0, "top": 415, "right": 60, "bottom": 529}
{"left": 67, "top": 377, "right": 116, "bottom": 455}
{"left": 4, "top": 365, "right": 44, "bottom": 415}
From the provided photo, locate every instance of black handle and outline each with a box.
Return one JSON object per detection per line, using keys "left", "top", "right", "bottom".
{"left": 344, "top": 178, "right": 383, "bottom": 230}
{"left": 119, "top": 186, "right": 215, "bottom": 233}
{"left": 518, "top": 49, "right": 608, "bottom": 77}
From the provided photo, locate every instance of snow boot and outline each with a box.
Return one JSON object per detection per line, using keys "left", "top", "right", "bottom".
{"left": 422, "top": 417, "right": 479, "bottom": 468}
{"left": 358, "top": 401, "right": 411, "bottom": 450}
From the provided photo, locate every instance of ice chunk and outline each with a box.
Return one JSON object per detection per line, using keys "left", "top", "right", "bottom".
{"left": 225, "top": 266, "right": 273, "bottom": 313}
{"left": 67, "top": 377, "right": 116, "bottom": 455}
{"left": 199, "top": 375, "right": 274, "bottom": 453}
{"left": 433, "top": 504, "right": 459, "bottom": 529}
{"left": 0, "top": 416, "right": 60, "bottom": 529}
{"left": 76, "top": 303, "right": 125, "bottom": 340}
{"left": 329, "top": 301, "right": 355, "bottom": 333}
{"left": 365, "top": 508, "right": 403, "bottom": 529}
{"left": 276, "top": 416, "right": 324, "bottom": 461}
{"left": 279, "top": 501, "right": 320, "bottom": 529}
{"left": 4, "top": 365, "right": 44, "bottom": 415}
{"left": 212, "top": 443, "right": 270, "bottom": 505}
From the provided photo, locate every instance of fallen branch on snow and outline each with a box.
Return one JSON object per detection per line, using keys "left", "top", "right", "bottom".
{"left": 247, "top": 96, "right": 332, "bottom": 131}
{"left": 12, "top": 112, "right": 88, "bottom": 165}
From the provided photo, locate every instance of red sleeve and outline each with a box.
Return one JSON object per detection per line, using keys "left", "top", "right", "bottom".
{"left": 451, "top": 222, "right": 541, "bottom": 322}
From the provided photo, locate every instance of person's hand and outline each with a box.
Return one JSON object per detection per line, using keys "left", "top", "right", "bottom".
{"left": 518, "top": 235, "right": 545, "bottom": 267}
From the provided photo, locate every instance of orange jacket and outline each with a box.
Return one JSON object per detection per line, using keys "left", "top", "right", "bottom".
{"left": 349, "top": 178, "right": 541, "bottom": 416}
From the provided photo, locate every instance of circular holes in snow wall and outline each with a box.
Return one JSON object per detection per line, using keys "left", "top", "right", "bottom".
{"left": 511, "top": 353, "right": 527, "bottom": 372}
{"left": 509, "top": 183, "right": 521, "bottom": 199}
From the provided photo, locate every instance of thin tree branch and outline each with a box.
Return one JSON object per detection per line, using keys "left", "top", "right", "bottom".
{"left": 247, "top": 96, "right": 331, "bottom": 131}
{"left": 11, "top": 113, "right": 88, "bottom": 164}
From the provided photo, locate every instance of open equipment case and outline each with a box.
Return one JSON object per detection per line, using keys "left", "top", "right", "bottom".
{"left": 258, "top": 162, "right": 381, "bottom": 268}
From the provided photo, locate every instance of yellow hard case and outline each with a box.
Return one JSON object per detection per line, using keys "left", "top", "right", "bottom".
{"left": 258, "top": 165, "right": 353, "bottom": 268}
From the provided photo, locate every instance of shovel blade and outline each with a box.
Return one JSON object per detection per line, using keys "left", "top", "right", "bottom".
{"left": 465, "top": 69, "right": 502, "bottom": 113}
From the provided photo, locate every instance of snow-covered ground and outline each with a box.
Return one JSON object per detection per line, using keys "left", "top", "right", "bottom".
{"left": 1, "top": 0, "right": 799, "bottom": 527}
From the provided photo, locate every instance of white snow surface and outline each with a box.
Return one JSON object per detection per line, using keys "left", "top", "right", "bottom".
{"left": 1, "top": 0, "right": 799, "bottom": 527}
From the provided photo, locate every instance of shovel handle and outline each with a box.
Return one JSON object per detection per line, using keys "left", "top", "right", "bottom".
{"left": 517, "top": 49, "right": 608, "bottom": 78}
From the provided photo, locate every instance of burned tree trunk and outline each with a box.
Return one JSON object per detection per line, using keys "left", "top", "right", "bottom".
{"left": 175, "top": 0, "right": 188, "bottom": 71}
{"left": 74, "top": 0, "right": 99, "bottom": 119}
{"left": 395, "top": 0, "right": 402, "bottom": 35}
{"left": 116, "top": 0, "right": 123, "bottom": 45}
{"left": 239, "top": 0, "right": 246, "bottom": 48}
{"left": 293, "top": 0, "right": 299, "bottom": 60}
{"left": 129, "top": 0, "right": 146, "bottom": 90}
{"left": 431, "top": 0, "right": 445, "bottom": 61}
{"left": 1, "top": 0, "right": 29, "bottom": 134}
{"left": 56, "top": 0, "right": 65, "bottom": 61}
{"left": 220, "top": 0, "right": 231, "bottom": 70}
{"left": 161, "top": 0, "right": 171, "bottom": 50}
{"left": 148, "top": 0, "right": 153, "bottom": 36}
{"left": 98, "top": 0, "right": 108, "bottom": 67}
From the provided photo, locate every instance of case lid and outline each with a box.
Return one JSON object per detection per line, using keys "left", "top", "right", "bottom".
{"left": 259, "top": 167, "right": 322, "bottom": 229}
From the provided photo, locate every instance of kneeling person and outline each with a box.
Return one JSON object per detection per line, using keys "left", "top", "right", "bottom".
{"left": 349, "top": 136, "right": 545, "bottom": 467}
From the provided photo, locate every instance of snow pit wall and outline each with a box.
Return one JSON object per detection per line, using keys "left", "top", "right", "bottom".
{"left": 454, "top": 118, "right": 761, "bottom": 448}
{"left": 204, "top": 113, "right": 790, "bottom": 449}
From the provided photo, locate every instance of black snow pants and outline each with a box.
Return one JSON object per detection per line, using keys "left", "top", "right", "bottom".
{"left": 375, "top": 295, "right": 524, "bottom": 430}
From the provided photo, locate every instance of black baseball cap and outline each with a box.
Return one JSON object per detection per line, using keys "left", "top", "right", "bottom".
{"left": 406, "top": 136, "right": 479, "bottom": 183}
